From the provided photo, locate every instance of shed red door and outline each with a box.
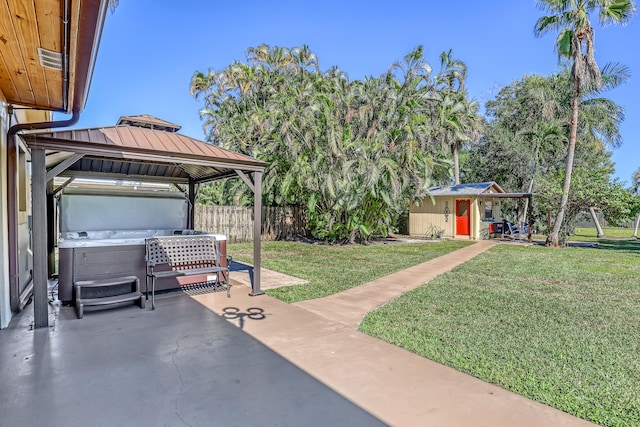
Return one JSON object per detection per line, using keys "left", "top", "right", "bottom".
{"left": 456, "top": 199, "right": 470, "bottom": 235}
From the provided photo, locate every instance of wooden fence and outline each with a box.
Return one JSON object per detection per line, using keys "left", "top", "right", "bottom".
{"left": 575, "top": 211, "right": 636, "bottom": 229}
{"left": 194, "top": 204, "right": 307, "bottom": 243}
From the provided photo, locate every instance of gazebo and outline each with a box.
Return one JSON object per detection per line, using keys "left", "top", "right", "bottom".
{"left": 20, "top": 115, "right": 267, "bottom": 328}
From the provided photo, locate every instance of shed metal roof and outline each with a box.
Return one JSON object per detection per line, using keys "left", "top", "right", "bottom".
{"left": 427, "top": 182, "right": 505, "bottom": 197}
{"left": 427, "top": 182, "right": 532, "bottom": 198}
{"left": 22, "top": 125, "right": 266, "bottom": 184}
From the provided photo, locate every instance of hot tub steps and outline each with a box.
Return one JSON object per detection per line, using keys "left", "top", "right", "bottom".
{"left": 74, "top": 275, "right": 145, "bottom": 319}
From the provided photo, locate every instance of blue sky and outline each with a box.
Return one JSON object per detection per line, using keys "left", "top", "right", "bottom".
{"left": 70, "top": 0, "right": 639, "bottom": 185}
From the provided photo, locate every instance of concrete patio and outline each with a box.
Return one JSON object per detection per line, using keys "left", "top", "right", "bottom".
{"left": 0, "top": 293, "right": 382, "bottom": 427}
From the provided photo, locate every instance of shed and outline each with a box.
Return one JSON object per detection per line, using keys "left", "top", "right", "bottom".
{"left": 409, "top": 182, "right": 532, "bottom": 240}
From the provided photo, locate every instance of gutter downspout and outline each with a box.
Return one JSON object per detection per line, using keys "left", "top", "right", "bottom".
{"left": 62, "top": 0, "right": 70, "bottom": 111}
{"left": 6, "top": 110, "right": 80, "bottom": 312}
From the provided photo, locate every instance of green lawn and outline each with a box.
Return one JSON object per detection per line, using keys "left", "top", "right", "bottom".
{"left": 359, "top": 241, "right": 640, "bottom": 426}
{"left": 528, "top": 226, "right": 636, "bottom": 244}
{"left": 573, "top": 226, "right": 637, "bottom": 241}
{"left": 227, "top": 240, "right": 472, "bottom": 302}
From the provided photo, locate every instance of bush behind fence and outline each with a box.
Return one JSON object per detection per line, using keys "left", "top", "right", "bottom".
{"left": 195, "top": 204, "right": 307, "bottom": 243}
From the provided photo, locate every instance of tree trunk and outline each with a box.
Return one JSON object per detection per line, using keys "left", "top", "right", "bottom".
{"left": 589, "top": 207, "right": 604, "bottom": 238}
{"left": 519, "top": 177, "right": 535, "bottom": 224}
{"left": 546, "top": 82, "right": 580, "bottom": 247}
{"left": 349, "top": 229, "right": 357, "bottom": 245}
{"left": 453, "top": 145, "right": 460, "bottom": 185}
{"left": 632, "top": 213, "right": 640, "bottom": 239}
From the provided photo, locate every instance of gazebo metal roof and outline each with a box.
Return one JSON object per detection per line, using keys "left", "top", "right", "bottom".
{"left": 23, "top": 125, "right": 266, "bottom": 183}
{"left": 117, "top": 114, "right": 183, "bottom": 132}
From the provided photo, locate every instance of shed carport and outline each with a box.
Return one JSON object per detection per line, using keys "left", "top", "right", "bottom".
{"left": 21, "top": 123, "right": 267, "bottom": 328}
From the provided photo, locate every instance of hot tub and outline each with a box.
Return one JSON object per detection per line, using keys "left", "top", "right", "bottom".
{"left": 58, "top": 229, "right": 227, "bottom": 303}
{"left": 55, "top": 189, "right": 228, "bottom": 304}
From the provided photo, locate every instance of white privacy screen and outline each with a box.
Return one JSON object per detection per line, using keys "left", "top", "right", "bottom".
{"left": 59, "top": 191, "right": 188, "bottom": 232}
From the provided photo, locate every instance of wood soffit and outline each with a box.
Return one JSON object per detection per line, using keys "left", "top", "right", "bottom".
{"left": 0, "top": 0, "right": 107, "bottom": 112}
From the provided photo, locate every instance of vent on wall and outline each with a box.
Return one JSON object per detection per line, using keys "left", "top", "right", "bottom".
{"left": 37, "top": 48, "right": 63, "bottom": 70}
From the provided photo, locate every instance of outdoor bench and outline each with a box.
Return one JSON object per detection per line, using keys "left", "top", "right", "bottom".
{"left": 227, "top": 256, "right": 255, "bottom": 289}
{"left": 145, "top": 235, "right": 230, "bottom": 310}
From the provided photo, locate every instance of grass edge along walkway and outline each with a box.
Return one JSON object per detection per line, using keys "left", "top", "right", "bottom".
{"left": 294, "top": 240, "right": 497, "bottom": 328}
{"left": 359, "top": 241, "right": 640, "bottom": 426}
{"left": 229, "top": 239, "right": 474, "bottom": 302}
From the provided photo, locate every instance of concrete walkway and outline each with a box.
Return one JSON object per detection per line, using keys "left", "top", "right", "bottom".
{"left": 295, "top": 240, "right": 497, "bottom": 328}
{"left": 195, "top": 241, "right": 594, "bottom": 426}
{"left": 231, "top": 266, "right": 309, "bottom": 290}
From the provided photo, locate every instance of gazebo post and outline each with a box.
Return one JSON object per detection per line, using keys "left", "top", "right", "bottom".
{"left": 250, "top": 171, "right": 263, "bottom": 296}
{"left": 31, "top": 148, "right": 49, "bottom": 328}
{"left": 47, "top": 180, "right": 56, "bottom": 277}
{"left": 188, "top": 178, "right": 196, "bottom": 229}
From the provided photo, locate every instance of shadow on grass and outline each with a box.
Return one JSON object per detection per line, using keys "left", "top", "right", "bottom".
{"left": 595, "top": 238, "right": 640, "bottom": 253}
{"left": 531, "top": 237, "right": 639, "bottom": 254}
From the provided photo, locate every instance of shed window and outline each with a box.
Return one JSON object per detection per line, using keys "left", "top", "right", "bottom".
{"left": 484, "top": 200, "right": 493, "bottom": 219}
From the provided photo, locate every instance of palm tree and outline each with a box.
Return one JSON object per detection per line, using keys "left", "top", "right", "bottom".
{"left": 191, "top": 44, "right": 453, "bottom": 242}
{"left": 632, "top": 168, "right": 640, "bottom": 194}
{"left": 455, "top": 96, "right": 483, "bottom": 184}
{"left": 435, "top": 49, "right": 467, "bottom": 92}
{"left": 534, "top": 0, "right": 635, "bottom": 246}
{"left": 432, "top": 50, "right": 482, "bottom": 184}
{"left": 517, "top": 119, "right": 568, "bottom": 223}
{"left": 432, "top": 91, "right": 482, "bottom": 184}
{"left": 246, "top": 44, "right": 292, "bottom": 71}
